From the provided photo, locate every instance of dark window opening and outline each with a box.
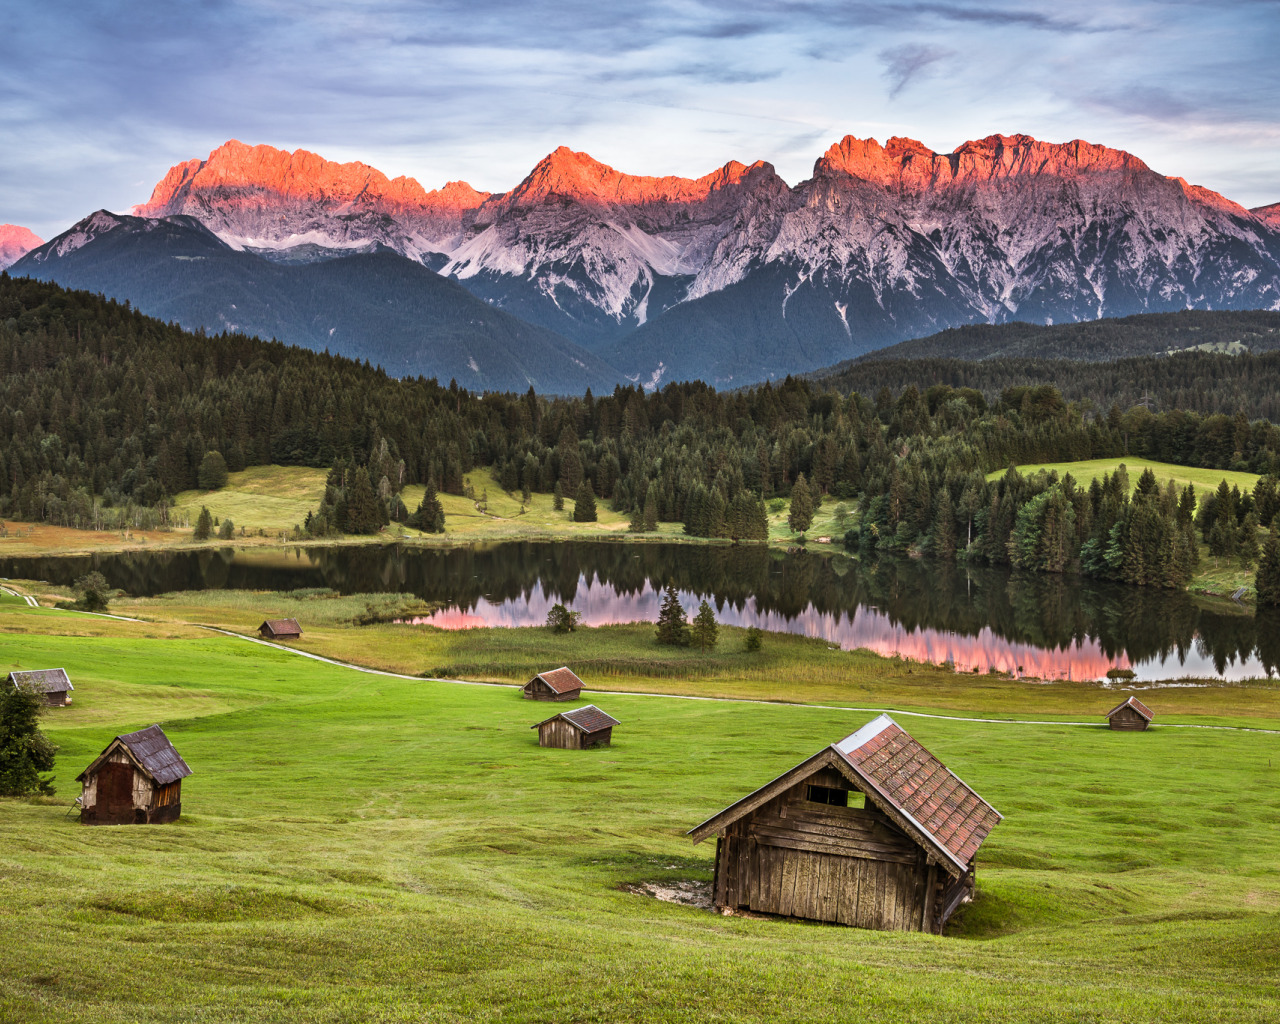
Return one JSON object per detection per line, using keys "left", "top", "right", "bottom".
{"left": 807, "top": 784, "right": 848, "bottom": 806}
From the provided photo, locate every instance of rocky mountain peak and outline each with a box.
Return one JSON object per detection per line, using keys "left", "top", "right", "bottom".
{"left": 1253, "top": 201, "right": 1280, "bottom": 229}
{"left": 0, "top": 223, "right": 44, "bottom": 269}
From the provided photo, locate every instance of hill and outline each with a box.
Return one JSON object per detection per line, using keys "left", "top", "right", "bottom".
{"left": 12, "top": 211, "right": 619, "bottom": 394}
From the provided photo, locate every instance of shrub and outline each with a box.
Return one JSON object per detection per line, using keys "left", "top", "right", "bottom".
{"left": 546, "top": 603, "right": 582, "bottom": 634}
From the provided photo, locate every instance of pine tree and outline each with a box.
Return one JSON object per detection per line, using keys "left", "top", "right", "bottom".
{"left": 691, "top": 600, "right": 719, "bottom": 652}
{"left": 345, "top": 466, "right": 381, "bottom": 534}
{"left": 744, "top": 626, "right": 764, "bottom": 652}
{"left": 0, "top": 680, "right": 58, "bottom": 796}
{"left": 655, "top": 582, "right": 689, "bottom": 647}
{"left": 409, "top": 480, "right": 445, "bottom": 533}
{"left": 1257, "top": 530, "right": 1280, "bottom": 607}
{"left": 193, "top": 505, "right": 213, "bottom": 540}
{"left": 788, "top": 473, "right": 814, "bottom": 535}
{"left": 573, "top": 480, "right": 598, "bottom": 522}
{"left": 642, "top": 488, "right": 658, "bottom": 532}
{"left": 553, "top": 481, "right": 565, "bottom": 512}
{"left": 1238, "top": 512, "right": 1261, "bottom": 568}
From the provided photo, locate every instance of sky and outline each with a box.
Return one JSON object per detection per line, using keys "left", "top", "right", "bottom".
{"left": 3, "top": 0, "right": 1280, "bottom": 240}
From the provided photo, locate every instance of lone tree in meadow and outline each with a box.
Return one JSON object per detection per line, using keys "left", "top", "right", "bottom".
{"left": 546, "top": 603, "right": 582, "bottom": 633}
{"left": 408, "top": 480, "right": 446, "bottom": 533}
{"left": 197, "top": 450, "right": 229, "bottom": 491}
{"left": 691, "top": 599, "right": 719, "bottom": 652}
{"left": 193, "top": 505, "right": 214, "bottom": 541}
{"left": 0, "top": 680, "right": 58, "bottom": 796}
{"left": 788, "top": 473, "right": 814, "bottom": 536}
{"left": 72, "top": 571, "right": 111, "bottom": 612}
{"left": 744, "top": 626, "right": 764, "bottom": 652}
{"left": 573, "top": 480, "right": 598, "bottom": 523}
{"left": 655, "top": 582, "right": 690, "bottom": 647}
{"left": 553, "top": 481, "right": 565, "bottom": 512}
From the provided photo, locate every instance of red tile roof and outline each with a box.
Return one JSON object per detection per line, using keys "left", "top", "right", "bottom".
{"left": 1106, "top": 695, "right": 1153, "bottom": 721}
{"left": 531, "top": 666, "right": 584, "bottom": 694}
{"left": 834, "top": 715, "right": 1002, "bottom": 871}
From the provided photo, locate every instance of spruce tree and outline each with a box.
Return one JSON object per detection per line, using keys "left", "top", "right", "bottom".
{"left": 573, "top": 480, "right": 598, "bottom": 523}
{"left": 788, "top": 473, "right": 814, "bottom": 535}
{"left": 691, "top": 600, "right": 719, "bottom": 652}
{"left": 1239, "top": 512, "right": 1261, "bottom": 568}
{"left": 1257, "top": 530, "right": 1280, "bottom": 607}
{"left": 655, "top": 582, "right": 689, "bottom": 646}
{"left": 0, "top": 681, "right": 58, "bottom": 796}
{"left": 643, "top": 488, "right": 659, "bottom": 532}
{"left": 193, "top": 505, "right": 213, "bottom": 540}
{"left": 345, "top": 466, "right": 381, "bottom": 534}
{"left": 409, "top": 481, "right": 446, "bottom": 533}
{"left": 553, "top": 481, "right": 565, "bottom": 511}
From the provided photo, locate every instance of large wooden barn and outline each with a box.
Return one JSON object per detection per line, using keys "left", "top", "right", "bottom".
{"left": 259, "top": 618, "right": 303, "bottom": 641}
{"left": 77, "top": 725, "right": 192, "bottom": 825}
{"left": 1106, "top": 695, "right": 1153, "bottom": 731}
{"left": 532, "top": 705, "right": 619, "bottom": 749}
{"left": 522, "top": 666, "right": 584, "bottom": 701}
{"left": 688, "top": 714, "right": 1002, "bottom": 933}
{"left": 7, "top": 668, "right": 74, "bottom": 706}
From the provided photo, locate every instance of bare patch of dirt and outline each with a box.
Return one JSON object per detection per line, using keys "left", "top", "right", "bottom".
{"left": 622, "top": 879, "right": 713, "bottom": 909}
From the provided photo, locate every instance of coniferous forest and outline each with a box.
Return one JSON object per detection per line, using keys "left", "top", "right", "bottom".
{"left": 3, "top": 274, "right": 1280, "bottom": 588}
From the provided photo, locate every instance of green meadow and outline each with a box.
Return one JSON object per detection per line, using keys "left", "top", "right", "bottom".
{"left": 988, "top": 457, "right": 1261, "bottom": 499}
{"left": 2, "top": 599, "right": 1279, "bottom": 1022}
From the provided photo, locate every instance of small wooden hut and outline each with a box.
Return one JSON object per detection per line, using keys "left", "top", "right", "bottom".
{"left": 1106, "top": 695, "right": 1153, "bottom": 731}
{"left": 522, "top": 666, "right": 584, "bottom": 702}
{"left": 7, "top": 668, "right": 74, "bottom": 706}
{"left": 688, "top": 714, "right": 1002, "bottom": 933}
{"left": 259, "top": 618, "right": 302, "bottom": 641}
{"left": 532, "top": 705, "right": 619, "bottom": 749}
{"left": 76, "top": 724, "right": 192, "bottom": 825}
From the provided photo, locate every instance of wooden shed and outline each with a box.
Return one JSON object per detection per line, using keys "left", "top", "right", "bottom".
{"left": 76, "top": 724, "right": 192, "bottom": 825}
{"left": 688, "top": 714, "right": 1002, "bottom": 934}
{"left": 522, "top": 666, "right": 584, "bottom": 701}
{"left": 532, "top": 705, "right": 619, "bottom": 749}
{"left": 259, "top": 618, "right": 302, "bottom": 641}
{"left": 1106, "top": 695, "right": 1153, "bottom": 731}
{"left": 7, "top": 668, "right": 74, "bottom": 706}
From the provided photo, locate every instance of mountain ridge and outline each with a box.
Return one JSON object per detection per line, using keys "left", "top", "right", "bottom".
{"left": 0, "top": 224, "right": 43, "bottom": 269}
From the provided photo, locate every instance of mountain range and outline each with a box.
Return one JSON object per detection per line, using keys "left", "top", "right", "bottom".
{"left": 12, "top": 134, "right": 1280, "bottom": 390}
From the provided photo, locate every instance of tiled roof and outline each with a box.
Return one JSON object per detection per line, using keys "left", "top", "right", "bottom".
{"left": 533, "top": 666, "right": 584, "bottom": 694}
{"left": 78, "top": 724, "right": 192, "bottom": 785}
{"left": 560, "top": 705, "right": 619, "bottom": 733}
{"left": 834, "top": 715, "right": 1001, "bottom": 871}
{"left": 8, "top": 668, "right": 73, "bottom": 693}
{"left": 1106, "top": 695, "right": 1153, "bottom": 721}
{"left": 261, "top": 618, "right": 302, "bottom": 634}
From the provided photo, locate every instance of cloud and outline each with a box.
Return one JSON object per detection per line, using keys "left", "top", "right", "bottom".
{"left": 879, "top": 43, "right": 953, "bottom": 97}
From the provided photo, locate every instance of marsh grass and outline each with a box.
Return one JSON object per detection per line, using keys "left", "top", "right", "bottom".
{"left": 0, "top": 618, "right": 1278, "bottom": 1022}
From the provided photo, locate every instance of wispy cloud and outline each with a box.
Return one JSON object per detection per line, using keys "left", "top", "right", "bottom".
{"left": 879, "top": 43, "right": 953, "bottom": 98}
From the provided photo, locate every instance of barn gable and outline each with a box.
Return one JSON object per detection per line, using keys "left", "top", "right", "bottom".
{"left": 1106, "top": 695, "right": 1153, "bottom": 722}
{"left": 8, "top": 668, "right": 73, "bottom": 694}
{"left": 690, "top": 715, "right": 1001, "bottom": 878}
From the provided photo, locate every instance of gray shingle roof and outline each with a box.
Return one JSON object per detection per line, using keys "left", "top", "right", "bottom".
{"left": 8, "top": 669, "right": 73, "bottom": 694}
{"left": 78, "top": 724, "right": 192, "bottom": 785}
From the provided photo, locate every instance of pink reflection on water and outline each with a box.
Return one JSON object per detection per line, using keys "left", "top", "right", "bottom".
{"left": 402, "top": 579, "right": 1132, "bottom": 681}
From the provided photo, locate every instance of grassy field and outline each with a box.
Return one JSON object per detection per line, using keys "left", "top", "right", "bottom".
{"left": 1, "top": 598, "right": 1279, "bottom": 1022}
{"left": 988, "top": 457, "right": 1261, "bottom": 499}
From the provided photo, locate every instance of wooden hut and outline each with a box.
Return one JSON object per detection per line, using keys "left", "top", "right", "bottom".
{"left": 76, "top": 724, "right": 192, "bottom": 825}
{"left": 7, "top": 668, "right": 74, "bottom": 706}
{"left": 532, "top": 705, "right": 619, "bottom": 749}
{"left": 259, "top": 618, "right": 302, "bottom": 641}
{"left": 688, "top": 714, "right": 1002, "bottom": 934}
{"left": 1106, "top": 695, "right": 1153, "bottom": 731}
{"left": 522, "top": 666, "right": 584, "bottom": 702}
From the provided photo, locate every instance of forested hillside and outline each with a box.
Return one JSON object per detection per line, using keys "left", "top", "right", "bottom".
{"left": 3, "top": 275, "right": 1279, "bottom": 588}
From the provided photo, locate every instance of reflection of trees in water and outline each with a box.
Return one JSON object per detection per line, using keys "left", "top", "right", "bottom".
{"left": 4, "top": 542, "right": 1267, "bottom": 673}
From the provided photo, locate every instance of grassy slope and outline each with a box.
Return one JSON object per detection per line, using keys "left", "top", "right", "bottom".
{"left": 988, "top": 457, "right": 1261, "bottom": 499}
{"left": 1, "top": 601, "right": 1278, "bottom": 1022}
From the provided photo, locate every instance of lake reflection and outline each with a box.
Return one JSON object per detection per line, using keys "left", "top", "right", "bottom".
{"left": 5, "top": 541, "right": 1277, "bottom": 682}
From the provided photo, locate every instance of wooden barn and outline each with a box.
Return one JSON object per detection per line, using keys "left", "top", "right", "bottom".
{"left": 259, "top": 618, "right": 302, "bottom": 641}
{"left": 688, "top": 714, "right": 1002, "bottom": 934}
{"left": 522, "top": 666, "right": 584, "bottom": 701}
{"left": 76, "top": 724, "right": 192, "bottom": 825}
{"left": 7, "top": 668, "right": 74, "bottom": 706}
{"left": 1106, "top": 695, "right": 1153, "bottom": 731}
{"left": 532, "top": 705, "right": 619, "bottom": 749}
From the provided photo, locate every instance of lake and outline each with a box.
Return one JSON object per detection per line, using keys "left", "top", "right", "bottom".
{"left": 5, "top": 541, "right": 1276, "bottom": 682}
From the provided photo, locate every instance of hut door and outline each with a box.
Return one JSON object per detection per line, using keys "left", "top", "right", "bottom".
{"left": 98, "top": 762, "right": 134, "bottom": 819}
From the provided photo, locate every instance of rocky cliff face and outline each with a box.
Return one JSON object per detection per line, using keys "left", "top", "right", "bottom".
{"left": 0, "top": 224, "right": 43, "bottom": 269}
{"left": 124, "top": 133, "right": 1280, "bottom": 382}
